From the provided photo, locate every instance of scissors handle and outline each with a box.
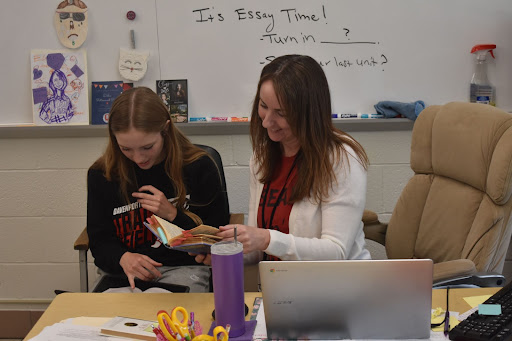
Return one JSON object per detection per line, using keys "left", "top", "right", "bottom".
{"left": 172, "top": 306, "right": 191, "bottom": 341}
{"left": 157, "top": 311, "right": 178, "bottom": 341}
{"left": 172, "top": 306, "right": 189, "bottom": 326}
{"left": 213, "top": 326, "right": 229, "bottom": 341}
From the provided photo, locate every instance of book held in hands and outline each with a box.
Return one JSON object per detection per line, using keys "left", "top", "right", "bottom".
{"left": 144, "top": 214, "right": 222, "bottom": 253}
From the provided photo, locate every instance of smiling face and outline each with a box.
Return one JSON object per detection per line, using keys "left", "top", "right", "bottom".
{"left": 114, "top": 127, "right": 165, "bottom": 170}
{"left": 118, "top": 48, "right": 149, "bottom": 82}
{"left": 258, "top": 80, "right": 300, "bottom": 156}
{"left": 54, "top": 1, "right": 88, "bottom": 49}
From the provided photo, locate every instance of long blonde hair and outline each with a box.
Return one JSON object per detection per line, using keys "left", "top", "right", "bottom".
{"left": 250, "top": 55, "right": 369, "bottom": 204}
{"left": 91, "top": 87, "right": 206, "bottom": 223}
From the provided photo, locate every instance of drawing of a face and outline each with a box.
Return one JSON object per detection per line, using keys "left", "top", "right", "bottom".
{"left": 54, "top": 0, "right": 88, "bottom": 49}
{"left": 50, "top": 69, "right": 68, "bottom": 92}
{"left": 119, "top": 48, "right": 149, "bottom": 82}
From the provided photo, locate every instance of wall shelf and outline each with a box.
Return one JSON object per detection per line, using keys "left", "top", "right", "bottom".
{"left": 0, "top": 119, "right": 414, "bottom": 139}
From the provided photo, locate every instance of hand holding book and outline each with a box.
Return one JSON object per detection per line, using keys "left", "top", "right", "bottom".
{"left": 144, "top": 214, "right": 223, "bottom": 254}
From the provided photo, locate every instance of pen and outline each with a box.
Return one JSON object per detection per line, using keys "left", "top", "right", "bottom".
{"left": 189, "top": 117, "right": 250, "bottom": 122}
{"left": 444, "top": 310, "right": 450, "bottom": 336}
{"left": 189, "top": 312, "right": 196, "bottom": 338}
{"left": 152, "top": 324, "right": 167, "bottom": 341}
{"left": 229, "top": 117, "right": 250, "bottom": 122}
{"left": 332, "top": 113, "right": 384, "bottom": 119}
{"left": 189, "top": 117, "right": 208, "bottom": 122}
{"left": 444, "top": 287, "right": 450, "bottom": 337}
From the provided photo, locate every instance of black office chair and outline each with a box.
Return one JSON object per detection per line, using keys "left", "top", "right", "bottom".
{"left": 195, "top": 144, "right": 231, "bottom": 214}
{"left": 73, "top": 144, "right": 244, "bottom": 292}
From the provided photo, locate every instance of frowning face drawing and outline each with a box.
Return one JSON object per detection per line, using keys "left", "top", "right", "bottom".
{"left": 54, "top": 0, "right": 88, "bottom": 49}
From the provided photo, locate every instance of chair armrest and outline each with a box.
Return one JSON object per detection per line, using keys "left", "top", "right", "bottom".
{"left": 362, "top": 209, "right": 387, "bottom": 246}
{"left": 433, "top": 260, "right": 505, "bottom": 288}
{"left": 433, "top": 273, "right": 506, "bottom": 288}
{"left": 74, "top": 227, "right": 89, "bottom": 251}
{"left": 229, "top": 213, "right": 245, "bottom": 225}
{"left": 362, "top": 209, "right": 379, "bottom": 224}
{"left": 433, "top": 259, "right": 478, "bottom": 284}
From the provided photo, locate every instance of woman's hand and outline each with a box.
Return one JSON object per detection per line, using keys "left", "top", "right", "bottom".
{"left": 190, "top": 253, "right": 212, "bottom": 265}
{"left": 190, "top": 224, "right": 269, "bottom": 263}
{"left": 120, "top": 252, "right": 163, "bottom": 289}
{"left": 217, "top": 224, "right": 270, "bottom": 254}
{"left": 132, "top": 185, "right": 177, "bottom": 222}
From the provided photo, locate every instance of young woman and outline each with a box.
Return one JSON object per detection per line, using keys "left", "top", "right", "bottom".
{"left": 87, "top": 87, "right": 229, "bottom": 292}
{"left": 195, "top": 54, "right": 370, "bottom": 265}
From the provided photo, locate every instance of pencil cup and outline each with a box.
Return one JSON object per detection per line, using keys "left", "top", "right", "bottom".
{"left": 211, "top": 241, "right": 245, "bottom": 337}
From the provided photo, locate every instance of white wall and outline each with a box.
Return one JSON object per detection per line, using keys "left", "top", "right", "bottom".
{"left": 3, "top": 0, "right": 512, "bottom": 124}
{"left": 0, "top": 128, "right": 412, "bottom": 306}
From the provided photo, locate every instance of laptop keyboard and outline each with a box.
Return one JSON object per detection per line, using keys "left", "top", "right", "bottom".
{"left": 449, "top": 281, "right": 512, "bottom": 341}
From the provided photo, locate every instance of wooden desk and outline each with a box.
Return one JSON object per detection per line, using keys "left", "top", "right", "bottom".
{"left": 25, "top": 289, "right": 500, "bottom": 340}
{"left": 25, "top": 292, "right": 260, "bottom": 340}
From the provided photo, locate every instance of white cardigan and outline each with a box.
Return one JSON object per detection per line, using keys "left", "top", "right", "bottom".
{"left": 245, "top": 145, "right": 371, "bottom": 264}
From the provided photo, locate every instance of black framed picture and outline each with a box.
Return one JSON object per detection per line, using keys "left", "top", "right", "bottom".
{"left": 156, "top": 79, "right": 188, "bottom": 122}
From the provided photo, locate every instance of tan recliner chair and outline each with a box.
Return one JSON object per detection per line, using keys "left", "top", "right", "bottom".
{"left": 364, "top": 102, "right": 512, "bottom": 286}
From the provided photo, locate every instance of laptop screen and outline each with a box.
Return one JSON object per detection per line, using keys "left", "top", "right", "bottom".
{"left": 259, "top": 259, "right": 433, "bottom": 339}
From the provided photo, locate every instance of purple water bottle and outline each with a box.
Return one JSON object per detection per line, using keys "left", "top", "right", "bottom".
{"left": 211, "top": 241, "right": 245, "bottom": 337}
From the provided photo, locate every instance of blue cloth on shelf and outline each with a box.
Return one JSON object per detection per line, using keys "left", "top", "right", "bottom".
{"left": 374, "top": 100, "right": 426, "bottom": 121}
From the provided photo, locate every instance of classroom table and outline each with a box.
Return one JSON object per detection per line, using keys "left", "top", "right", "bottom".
{"left": 24, "top": 288, "right": 500, "bottom": 340}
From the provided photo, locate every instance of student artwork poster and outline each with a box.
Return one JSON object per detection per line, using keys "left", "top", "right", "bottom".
{"left": 31, "top": 49, "right": 89, "bottom": 125}
{"left": 91, "top": 81, "right": 133, "bottom": 125}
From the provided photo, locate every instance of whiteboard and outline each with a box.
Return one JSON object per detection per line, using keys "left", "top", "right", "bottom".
{"left": 1, "top": 0, "right": 511, "bottom": 124}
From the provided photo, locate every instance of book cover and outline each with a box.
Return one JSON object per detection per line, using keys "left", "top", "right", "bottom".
{"left": 156, "top": 79, "right": 188, "bottom": 123}
{"left": 100, "top": 316, "right": 156, "bottom": 341}
{"left": 91, "top": 81, "right": 133, "bottom": 124}
{"left": 144, "top": 214, "right": 221, "bottom": 253}
{"left": 31, "top": 49, "right": 89, "bottom": 125}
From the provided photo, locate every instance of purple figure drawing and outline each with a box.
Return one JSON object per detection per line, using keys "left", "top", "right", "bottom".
{"left": 39, "top": 69, "right": 74, "bottom": 124}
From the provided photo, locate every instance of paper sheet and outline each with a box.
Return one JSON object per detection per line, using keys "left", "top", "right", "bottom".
{"left": 463, "top": 294, "right": 492, "bottom": 308}
{"left": 27, "top": 322, "right": 120, "bottom": 341}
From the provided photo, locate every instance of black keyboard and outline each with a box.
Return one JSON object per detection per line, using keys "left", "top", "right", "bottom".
{"left": 449, "top": 281, "right": 512, "bottom": 341}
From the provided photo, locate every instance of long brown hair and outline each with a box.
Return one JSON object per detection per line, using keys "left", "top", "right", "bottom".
{"left": 91, "top": 86, "right": 206, "bottom": 221}
{"left": 250, "top": 55, "right": 369, "bottom": 204}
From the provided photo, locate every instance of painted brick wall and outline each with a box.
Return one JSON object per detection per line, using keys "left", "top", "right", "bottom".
{"left": 1, "top": 129, "right": 509, "bottom": 307}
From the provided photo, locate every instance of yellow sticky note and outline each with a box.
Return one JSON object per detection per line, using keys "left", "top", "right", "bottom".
{"left": 463, "top": 295, "right": 492, "bottom": 308}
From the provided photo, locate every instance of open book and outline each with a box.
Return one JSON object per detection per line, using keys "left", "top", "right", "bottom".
{"left": 143, "top": 214, "right": 222, "bottom": 253}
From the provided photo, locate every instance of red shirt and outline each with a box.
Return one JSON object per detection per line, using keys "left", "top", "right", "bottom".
{"left": 257, "top": 155, "right": 298, "bottom": 260}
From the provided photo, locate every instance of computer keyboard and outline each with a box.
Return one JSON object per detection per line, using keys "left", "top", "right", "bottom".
{"left": 449, "top": 281, "right": 512, "bottom": 341}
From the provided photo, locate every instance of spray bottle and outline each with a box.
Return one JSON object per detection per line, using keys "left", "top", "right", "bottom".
{"left": 470, "top": 44, "right": 496, "bottom": 106}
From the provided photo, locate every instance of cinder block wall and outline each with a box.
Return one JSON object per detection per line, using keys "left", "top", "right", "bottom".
{"left": 1, "top": 126, "right": 510, "bottom": 310}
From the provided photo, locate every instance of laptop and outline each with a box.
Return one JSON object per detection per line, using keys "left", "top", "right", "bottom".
{"left": 259, "top": 259, "right": 433, "bottom": 340}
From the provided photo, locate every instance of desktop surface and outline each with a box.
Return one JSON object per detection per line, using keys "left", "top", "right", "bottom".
{"left": 25, "top": 289, "right": 501, "bottom": 340}
{"left": 24, "top": 292, "right": 259, "bottom": 340}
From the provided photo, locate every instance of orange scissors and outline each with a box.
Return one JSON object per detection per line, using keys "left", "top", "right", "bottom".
{"left": 191, "top": 325, "right": 229, "bottom": 341}
{"left": 157, "top": 306, "right": 192, "bottom": 341}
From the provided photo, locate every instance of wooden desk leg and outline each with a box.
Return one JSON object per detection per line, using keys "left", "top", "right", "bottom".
{"left": 79, "top": 250, "right": 89, "bottom": 292}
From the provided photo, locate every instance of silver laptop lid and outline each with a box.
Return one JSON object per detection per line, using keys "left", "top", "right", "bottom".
{"left": 259, "top": 259, "right": 433, "bottom": 340}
